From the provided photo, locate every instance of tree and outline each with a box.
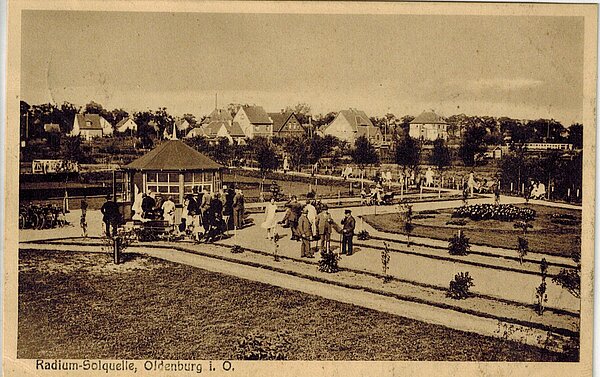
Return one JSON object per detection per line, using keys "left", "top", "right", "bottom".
{"left": 308, "top": 134, "right": 328, "bottom": 164}
{"left": 185, "top": 136, "right": 210, "bottom": 153}
{"left": 568, "top": 123, "right": 583, "bottom": 149}
{"left": 59, "top": 102, "right": 81, "bottom": 134}
{"left": 459, "top": 122, "right": 487, "bottom": 166}
{"left": 527, "top": 119, "right": 566, "bottom": 143}
{"left": 285, "top": 103, "right": 311, "bottom": 125}
{"left": 553, "top": 248, "right": 580, "bottom": 298}
{"left": 313, "top": 112, "right": 337, "bottom": 128}
{"left": 111, "top": 108, "right": 130, "bottom": 126}
{"left": 84, "top": 100, "right": 105, "bottom": 115}
{"left": 430, "top": 138, "right": 451, "bottom": 195}
{"left": 252, "top": 137, "right": 280, "bottom": 176}
{"left": 282, "top": 137, "right": 308, "bottom": 171}
{"left": 351, "top": 135, "right": 379, "bottom": 167}
{"left": 61, "top": 135, "right": 88, "bottom": 162}
{"left": 182, "top": 113, "right": 198, "bottom": 127}
{"left": 227, "top": 103, "right": 247, "bottom": 118}
{"left": 395, "top": 134, "right": 421, "bottom": 192}
{"left": 501, "top": 145, "right": 530, "bottom": 193}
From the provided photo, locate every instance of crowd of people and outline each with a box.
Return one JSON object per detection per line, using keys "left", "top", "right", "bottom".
{"left": 126, "top": 186, "right": 246, "bottom": 242}
{"left": 271, "top": 196, "right": 356, "bottom": 258}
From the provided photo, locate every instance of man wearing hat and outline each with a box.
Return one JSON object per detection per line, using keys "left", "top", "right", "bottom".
{"left": 316, "top": 205, "right": 334, "bottom": 253}
{"left": 297, "top": 207, "right": 314, "bottom": 257}
{"left": 100, "top": 194, "right": 119, "bottom": 238}
{"left": 340, "top": 209, "right": 356, "bottom": 255}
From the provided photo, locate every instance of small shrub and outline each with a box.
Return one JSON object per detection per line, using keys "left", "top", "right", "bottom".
{"left": 446, "top": 272, "right": 474, "bottom": 299}
{"left": 534, "top": 258, "right": 549, "bottom": 315}
{"left": 318, "top": 250, "right": 340, "bottom": 273}
{"left": 517, "top": 237, "right": 529, "bottom": 265}
{"left": 552, "top": 268, "right": 580, "bottom": 298}
{"left": 513, "top": 221, "right": 533, "bottom": 233}
{"left": 550, "top": 218, "right": 579, "bottom": 226}
{"left": 412, "top": 214, "right": 435, "bottom": 220}
{"left": 357, "top": 230, "right": 370, "bottom": 240}
{"left": 551, "top": 213, "right": 577, "bottom": 220}
{"left": 231, "top": 245, "right": 245, "bottom": 254}
{"left": 233, "top": 331, "right": 292, "bottom": 360}
{"left": 381, "top": 242, "right": 391, "bottom": 283}
{"left": 445, "top": 219, "right": 467, "bottom": 226}
{"left": 448, "top": 232, "right": 470, "bottom": 256}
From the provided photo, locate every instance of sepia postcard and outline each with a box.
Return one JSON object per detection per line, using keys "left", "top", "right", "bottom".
{"left": 4, "top": 1, "right": 597, "bottom": 376}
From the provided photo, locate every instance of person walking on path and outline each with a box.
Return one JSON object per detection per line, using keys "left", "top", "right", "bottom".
{"left": 100, "top": 194, "right": 119, "bottom": 238}
{"left": 261, "top": 198, "right": 278, "bottom": 239}
{"left": 468, "top": 171, "right": 476, "bottom": 198}
{"left": 298, "top": 208, "right": 314, "bottom": 258}
{"left": 340, "top": 209, "right": 356, "bottom": 256}
{"left": 232, "top": 189, "right": 243, "bottom": 229}
{"left": 425, "top": 167, "right": 434, "bottom": 187}
{"left": 316, "top": 205, "right": 334, "bottom": 253}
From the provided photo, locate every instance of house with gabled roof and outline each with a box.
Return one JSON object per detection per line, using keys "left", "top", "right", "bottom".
{"left": 409, "top": 111, "right": 449, "bottom": 141}
{"left": 233, "top": 105, "right": 273, "bottom": 139}
{"left": 268, "top": 111, "right": 305, "bottom": 137}
{"left": 71, "top": 113, "right": 113, "bottom": 140}
{"left": 202, "top": 120, "right": 246, "bottom": 144}
{"left": 115, "top": 117, "right": 138, "bottom": 133}
{"left": 321, "top": 108, "right": 382, "bottom": 145}
{"left": 185, "top": 127, "right": 209, "bottom": 139}
{"left": 201, "top": 108, "right": 233, "bottom": 125}
{"left": 175, "top": 119, "right": 191, "bottom": 132}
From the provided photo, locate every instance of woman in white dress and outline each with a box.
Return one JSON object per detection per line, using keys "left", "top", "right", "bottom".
{"left": 261, "top": 198, "right": 278, "bottom": 239}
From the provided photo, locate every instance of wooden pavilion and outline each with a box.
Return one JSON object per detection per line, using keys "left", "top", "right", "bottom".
{"left": 117, "top": 140, "right": 223, "bottom": 219}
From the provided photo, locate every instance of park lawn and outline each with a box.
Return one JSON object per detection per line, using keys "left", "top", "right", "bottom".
{"left": 363, "top": 204, "right": 581, "bottom": 258}
{"left": 18, "top": 249, "right": 573, "bottom": 361}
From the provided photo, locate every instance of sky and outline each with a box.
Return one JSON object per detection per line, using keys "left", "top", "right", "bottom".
{"left": 21, "top": 11, "right": 585, "bottom": 125}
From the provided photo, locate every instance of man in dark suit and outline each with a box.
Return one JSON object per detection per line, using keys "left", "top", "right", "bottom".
{"left": 100, "top": 194, "right": 119, "bottom": 238}
{"left": 315, "top": 205, "right": 334, "bottom": 253}
{"left": 297, "top": 207, "right": 313, "bottom": 258}
{"left": 340, "top": 209, "right": 356, "bottom": 255}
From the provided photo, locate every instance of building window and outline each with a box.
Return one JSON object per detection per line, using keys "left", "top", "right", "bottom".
{"left": 183, "top": 171, "right": 214, "bottom": 194}
{"left": 146, "top": 172, "right": 180, "bottom": 198}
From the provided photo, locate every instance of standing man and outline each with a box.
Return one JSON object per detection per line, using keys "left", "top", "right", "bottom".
{"left": 284, "top": 195, "right": 301, "bottom": 241}
{"left": 141, "top": 192, "right": 156, "bottom": 219}
{"left": 340, "top": 209, "right": 356, "bottom": 256}
{"left": 100, "top": 194, "right": 119, "bottom": 238}
{"left": 297, "top": 207, "right": 313, "bottom": 258}
{"left": 316, "top": 205, "right": 333, "bottom": 253}
{"left": 232, "top": 189, "right": 243, "bottom": 229}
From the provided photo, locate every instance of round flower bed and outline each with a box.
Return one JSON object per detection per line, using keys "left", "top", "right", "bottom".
{"left": 452, "top": 204, "right": 536, "bottom": 222}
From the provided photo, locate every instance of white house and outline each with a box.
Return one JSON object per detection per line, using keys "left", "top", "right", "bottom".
{"left": 71, "top": 114, "right": 113, "bottom": 140}
{"left": 115, "top": 117, "right": 138, "bottom": 133}
{"left": 203, "top": 120, "right": 246, "bottom": 144}
{"left": 175, "top": 119, "right": 191, "bottom": 132}
{"left": 232, "top": 105, "right": 273, "bottom": 139}
{"left": 409, "top": 111, "right": 449, "bottom": 141}
{"left": 321, "top": 108, "right": 382, "bottom": 145}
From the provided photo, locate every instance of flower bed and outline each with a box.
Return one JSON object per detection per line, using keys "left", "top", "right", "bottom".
{"left": 452, "top": 204, "right": 536, "bottom": 222}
